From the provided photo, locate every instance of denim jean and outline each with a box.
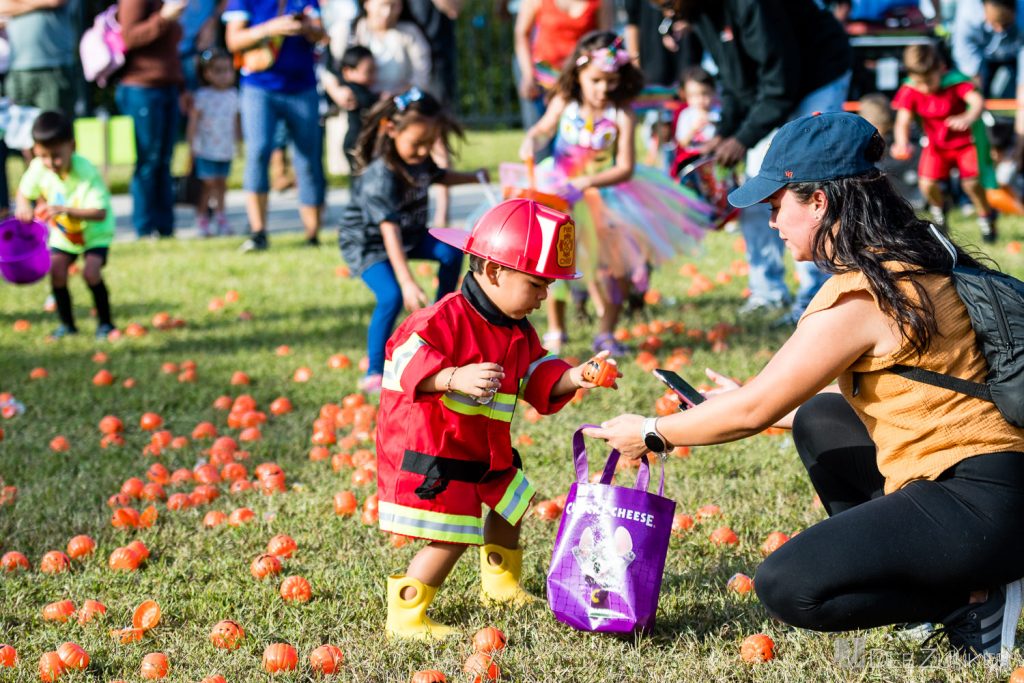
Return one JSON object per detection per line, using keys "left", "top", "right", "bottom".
{"left": 240, "top": 85, "right": 324, "bottom": 206}
{"left": 115, "top": 84, "right": 179, "bottom": 237}
{"left": 739, "top": 71, "right": 852, "bottom": 315}
{"left": 359, "top": 234, "right": 463, "bottom": 376}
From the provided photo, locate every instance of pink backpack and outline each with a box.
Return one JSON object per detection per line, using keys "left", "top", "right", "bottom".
{"left": 80, "top": 6, "right": 125, "bottom": 87}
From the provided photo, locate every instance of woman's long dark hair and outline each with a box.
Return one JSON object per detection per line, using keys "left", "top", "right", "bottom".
{"left": 788, "top": 134, "right": 986, "bottom": 356}
{"left": 553, "top": 31, "right": 645, "bottom": 107}
{"left": 352, "top": 90, "right": 463, "bottom": 184}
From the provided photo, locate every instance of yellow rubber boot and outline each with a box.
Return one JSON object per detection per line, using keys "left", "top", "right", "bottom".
{"left": 385, "top": 575, "right": 457, "bottom": 641}
{"left": 479, "top": 544, "right": 537, "bottom": 606}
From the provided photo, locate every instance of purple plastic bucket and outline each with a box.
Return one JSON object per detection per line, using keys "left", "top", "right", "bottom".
{"left": 0, "top": 218, "right": 50, "bottom": 285}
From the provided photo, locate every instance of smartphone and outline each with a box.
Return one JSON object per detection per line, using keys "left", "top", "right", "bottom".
{"left": 652, "top": 369, "right": 706, "bottom": 410}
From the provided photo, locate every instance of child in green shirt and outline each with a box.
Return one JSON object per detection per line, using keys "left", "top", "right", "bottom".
{"left": 15, "top": 111, "right": 116, "bottom": 339}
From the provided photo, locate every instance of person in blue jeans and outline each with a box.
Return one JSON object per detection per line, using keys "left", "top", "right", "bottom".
{"left": 117, "top": 0, "right": 186, "bottom": 238}
{"left": 224, "top": 0, "right": 326, "bottom": 251}
{"left": 338, "top": 89, "right": 487, "bottom": 393}
{"left": 669, "top": 0, "right": 853, "bottom": 323}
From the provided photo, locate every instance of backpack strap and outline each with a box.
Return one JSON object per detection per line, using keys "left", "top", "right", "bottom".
{"left": 889, "top": 363, "right": 994, "bottom": 402}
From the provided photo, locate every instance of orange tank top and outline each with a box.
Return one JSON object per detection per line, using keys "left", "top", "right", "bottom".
{"left": 532, "top": 0, "right": 601, "bottom": 69}
{"left": 801, "top": 266, "right": 1024, "bottom": 494}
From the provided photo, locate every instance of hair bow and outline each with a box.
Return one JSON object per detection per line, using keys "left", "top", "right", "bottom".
{"left": 393, "top": 87, "right": 424, "bottom": 112}
{"left": 576, "top": 37, "right": 631, "bottom": 72}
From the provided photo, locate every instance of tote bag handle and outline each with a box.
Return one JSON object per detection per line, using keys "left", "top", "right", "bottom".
{"left": 573, "top": 425, "right": 665, "bottom": 497}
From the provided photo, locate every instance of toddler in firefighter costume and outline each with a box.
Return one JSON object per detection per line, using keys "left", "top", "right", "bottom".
{"left": 377, "top": 198, "right": 619, "bottom": 639}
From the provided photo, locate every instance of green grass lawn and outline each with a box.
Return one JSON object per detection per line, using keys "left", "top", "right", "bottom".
{"left": 0, "top": 212, "right": 1022, "bottom": 682}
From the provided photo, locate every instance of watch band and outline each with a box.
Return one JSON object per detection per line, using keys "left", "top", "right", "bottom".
{"left": 642, "top": 416, "right": 667, "bottom": 454}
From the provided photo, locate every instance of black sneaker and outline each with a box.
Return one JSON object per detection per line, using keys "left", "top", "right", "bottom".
{"left": 941, "top": 579, "right": 1022, "bottom": 666}
{"left": 305, "top": 235, "right": 321, "bottom": 248}
{"left": 50, "top": 324, "right": 78, "bottom": 339}
{"left": 240, "top": 231, "right": 269, "bottom": 252}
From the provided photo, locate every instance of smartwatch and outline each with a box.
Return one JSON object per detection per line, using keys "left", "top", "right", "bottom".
{"left": 641, "top": 417, "right": 668, "bottom": 454}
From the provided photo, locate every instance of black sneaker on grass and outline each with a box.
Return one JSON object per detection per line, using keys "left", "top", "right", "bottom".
{"left": 50, "top": 324, "right": 78, "bottom": 339}
{"left": 941, "top": 579, "right": 1022, "bottom": 667}
{"left": 240, "top": 231, "right": 269, "bottom": 252}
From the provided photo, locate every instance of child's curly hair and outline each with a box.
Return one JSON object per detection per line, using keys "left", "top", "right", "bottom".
{"left": 552, "top": 31, "right": 645, "bottom": 108}
{"left": 352, "top": 89, "right": 463, "bottom": 184}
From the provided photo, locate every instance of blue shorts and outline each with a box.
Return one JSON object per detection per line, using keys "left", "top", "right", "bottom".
{"left": 195, "top": 157, "right": 232, "bottom": 180}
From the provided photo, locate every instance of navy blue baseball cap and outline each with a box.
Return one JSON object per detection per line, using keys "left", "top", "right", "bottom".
{"left": 728, "top": 112, "right": 881, "bottom": 208}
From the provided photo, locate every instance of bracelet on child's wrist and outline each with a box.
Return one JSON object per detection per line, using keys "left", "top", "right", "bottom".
{"left": 444, "top": 367, "right": 458, "bottom": 393}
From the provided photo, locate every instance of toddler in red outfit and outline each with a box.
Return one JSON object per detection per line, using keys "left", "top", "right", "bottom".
{"left": 376, "top": 199, "right": 619, "bottom": 640}
{"left": 892, "top": 43, "right": 995, "bottom": 242}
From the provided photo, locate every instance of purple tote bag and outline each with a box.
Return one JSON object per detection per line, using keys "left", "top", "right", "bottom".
{"left": 546, "top": 425, "right": 676, "bottom": 633}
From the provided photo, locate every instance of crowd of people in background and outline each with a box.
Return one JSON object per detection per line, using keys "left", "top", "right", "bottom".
{"left": 4, "top": 0, "right": 1024, "bottom": 339}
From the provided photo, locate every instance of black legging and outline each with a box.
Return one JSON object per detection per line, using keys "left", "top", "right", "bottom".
{"left": 754, "top": 393, "right": 1024, "bottom": 632}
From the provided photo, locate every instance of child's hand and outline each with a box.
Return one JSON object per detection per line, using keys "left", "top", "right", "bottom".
{"left": 37, "top": 205, "right": 66, "bottom": 222}
{"left": 890, "top": 142, "right": 913, "bottom": 161}
{"left": 570, "top": 350, "right": 620, "bottom": 389}
{"left": 518, "top": 137, "right": 536, "bottom": 161}
{"left": 450, "top": 362, "right": 505, "bottom": 400}
{"left": 569, "top": 176, "right": 592, "bottom": 192}
{"left": 400, "top": 280, "right": 428, "bottom": 312}
{"left": 14, "top": 197, "right": 33, "bottom": 224}
{"left": 945, "top": 114, "right": 973, "bottom": 132}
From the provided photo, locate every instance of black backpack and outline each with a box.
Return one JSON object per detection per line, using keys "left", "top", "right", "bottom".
{"left": 888, "top": 226, "right": 1024, "bottom": 427}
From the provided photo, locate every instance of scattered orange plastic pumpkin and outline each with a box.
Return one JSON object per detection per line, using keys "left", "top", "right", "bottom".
{"left": 109, "top": 627, "right": 145, "bottom": 644}
{"left": 334, "top": 491, "right": 357, "bottom": 516}
{"left": 56, "top": 642, "right": 89, "bottom": 670}
{"left": 309, "top": 644, "right": 344, "bottom": 674}
{"left": 709, "top": 526, "right": 739, "bottom": 546}
{"left": 42, "top": 600, "right": 76, "bottom": 622}
{"left": 78, "top": 599, "right": 108, "bottom": 625}
{"left": 410, "top": 670, "right": 447, "bottom": 683}
{"left": 463, "top": 653, "right": 499, "bottom": 683}
{"left": 760, "top": 532, "right": 790, "bottom": 557}
{"left": 140, "top": 652, "right": 169, "bottom": 679}
{"left": 740, "top": 633, "right": 775, "bottom": 663}
{"left": 133, "top": 600, "right": 161, "bottom": 630}
{"left": 279, "top": 575, "right": 312, "bottom": 602}
{"left": 472, "top": 627, "right": 507, "bottom": 654}
{"left": 139, "top": 412, "right": 164, "bottom": 431}
{"left": 262, "top": 643, "right": 298, "bottom": 673}
{"left": 727, "top": 573, "right": 754, "bottom": 595}
{"left": 250, "top": 553, "right": 282, "bottom": 580}
{"left": 209, "top": 620, "right": 245, "bottom": 649}
{"left": 1, "top": 551, "right": 29, "bottom": 572}
{"left": 39, "top": 550, "right": 71, "bottom": 574}
{"left": 266, "top": 534, "right": 298, "bottom": 558}
{"left": 38, "top": 652, "right": 65, "bottom": 682}
{"left": 108, "top": 546, "right": 142, "bottom": 572}
{"left": 0, "top": 644, "right": 16, "bottom": 667}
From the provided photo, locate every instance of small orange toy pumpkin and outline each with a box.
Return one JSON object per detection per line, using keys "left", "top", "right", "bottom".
{"left": 108, "top": 546, "right": 142, "bottom": 571}
{"left": 38, "top": 652, "right": 65, "bottom": 682}
{"left": 250, "top": 553, "right": 282, "bottom": 580}
{"left": 109, "top": 627, "right": 145, "bottom": 644}
{"left": 580, "top": 356, "right": 619, "bottom": 387}
{"left": 42, "top": 600, "right": 76, "bottom": 622}
{"left": 266, "top": 534, "right": 298, "bottom": 558}
{"left": 410, "top": 670, "right": 447, "bottom": 683}
{"left": 39, "top": 550, "right": 71, "bottom": 574}
{"left": 133, "top": 600, "right": 161, "bottom": 630}
{"left": 309, "top": 644, "right": 344, "bottom": 674}
{"left": 463, "top": 653, "right": 499, "bottom": 683}
{"left": 229, "top": 507, "right": 255, "bottom": 527}
{"left": 56, "top": 642, "right": 89, "bottom": 670}
{"left": 760, "top": 532, "right": 790, "bottom": 557}
{"left": 279, "top": 575, "right": 312, "bottom": 602}
{"left": 1, "top": 551, "right": 29, "bottom": 572}
{"left": 99, "top": 415, "right": 124, "bottom": 434}
{"left": 262, "top": 643, "right": 298, "bottom": 673}
{"left": 709, "top": 526, "right": 739, "bottom": 546}
{"left": 204, "top": 510, "right": 227, "bottom": 527}
{"left": 740, "top": 633, "right": 775, "bottom": 663}
{"left": 209, "top": 620, "right": 245, "bottom": 649}
{"left": 78, "top": 599, "right": 108, "bottom": 624}
{"left": 140, "top": 651, "right": 169, "bottom": 679}
{"left": 472, "top": 627, "right": 507, "bottom": 654}
{"left": 727, "top": 573, "right": 754, "bottom": 594}
{"left": 127, "top": 540, "right": 151, "bottom": 561}
{"left": 139, "top": 412, "right": 163, "bottom": 431}
{"left": 0, "top": 644, "right": 16, "bottom": 667}
{"left": 334, "top": 491, "right": 357, "bottom": 516}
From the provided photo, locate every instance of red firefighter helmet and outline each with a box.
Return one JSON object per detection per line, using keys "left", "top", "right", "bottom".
{"left": 430, "top": 199, "right": 581, "bottom": 280}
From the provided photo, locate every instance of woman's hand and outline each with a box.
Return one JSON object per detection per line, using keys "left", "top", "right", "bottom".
{"left": 701, "top": 368, "right": 742, "bottom": 399}
{"left": 400, "top": 280, "right": 428, "bottom": 312}
{"left": 450, "top": 363, "right": 505, "bottom": 400}
{"left": 518, "top": 73, "right": 539, "bottom": 101}
{"left": 583, "top": 414, "right": 648, "bottom": 461}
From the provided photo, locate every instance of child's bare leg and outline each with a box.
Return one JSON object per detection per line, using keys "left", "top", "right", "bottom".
{"left": 919, "top": 177, "right": 944, "bottom": 210}
{"left": 483, "top": 510, "right": 520, "bottom": 558}
{"left": 961, "top": 177, "right": 991, "bottom": 216}
{"left": 403, "top": 541, "right": 467, "bottom": 597}
{"left": 210, "top": 178, "right": 227, "bottom": 215}
{"left": 545, "top": 297, "right": 567, "bottom": 350}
